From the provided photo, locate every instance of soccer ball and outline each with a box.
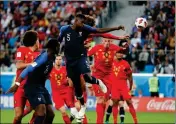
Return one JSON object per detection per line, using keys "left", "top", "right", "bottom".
{"left": 135, "top": 17, "right": 148, "bottom": 29}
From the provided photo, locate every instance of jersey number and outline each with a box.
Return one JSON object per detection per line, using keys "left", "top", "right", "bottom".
{"left": 57, "top": 81, "right": 61, "bottom": 86}
{"left": 67, "top": 34, "right": 70, "bottom": 41}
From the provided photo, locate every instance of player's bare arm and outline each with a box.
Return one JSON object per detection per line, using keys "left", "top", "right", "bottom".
{"left": 89, "top": 33, "right": 129, "bottom": 40}
{"left": 16, "top": 60, "right": 32, "bottom": 69}
{"left": 128, "top": 73, "right": 133, "bottom": 91}
{"left": 95, "top": 25, "right": 125, "bottom": 33}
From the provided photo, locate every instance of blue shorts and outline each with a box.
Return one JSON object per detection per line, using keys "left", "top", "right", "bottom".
{"left": 24, "top": 85, "right": 52, "bottom": 109}
{"left": 66, "top": 56, "right": 90, "bottom": 77}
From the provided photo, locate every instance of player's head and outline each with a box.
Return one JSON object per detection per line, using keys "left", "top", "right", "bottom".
{"left": 55, "top": 54, "right": 62, "bottom": 66}
{"left": 74, "top": 14, "right": 86, "bottom": 28}
{"left": 22, "top": 30, "right": 39, "bottom": 50}
{"left": 102, "top": 38, "right": 112, "bottom": 48}
{"left": 115, "top": 49, "right": 124, "bottom": 60}
{"left": 45, "top": 38, "right": 60, "bottom": 55}
{"left": 85, "top": 15, "right": 95, "bottom": 27}
{"left": 119, "top": 39, "right": 129, "bottom": 54}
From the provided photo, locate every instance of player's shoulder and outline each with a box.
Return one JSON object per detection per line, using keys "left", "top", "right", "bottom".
{"left": 17, "top": 46, "right": 28, "bottom": 51}
{"left": 60, "top": 25, "right": 70, "bottom": 32}
{"left": 61, "top": 66, "right": 66, "bottom": 70}
{"left": 94, "top": 44, "right": 103, "bottom": 49}
{"left": 122, "top": 59, "right": 130, "bottom": 66}
{"left": 110, "top": 44, "right": 120, "bottom": 50}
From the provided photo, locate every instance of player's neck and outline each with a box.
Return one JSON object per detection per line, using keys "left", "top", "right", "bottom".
{"left": 71, "top": 25, "right": 76, "bottom": 30}
{"left": 116, "top": 58, "right": 122, "bottom": 62}
{"left": 55, "top": 64, "right": 61, "bottom": 70}
{"left": 28, "top": 46, "right": 35, "bottom": 52}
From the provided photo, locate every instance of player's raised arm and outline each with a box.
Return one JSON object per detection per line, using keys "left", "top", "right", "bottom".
{"left": 89, "top": 33, "right": 129, "bottom": 40}
{"left": 83, "top": 24, "right": 125, "bottom": 33}
{"left": 6, "top": 52, "right": 48, "bottom": 94}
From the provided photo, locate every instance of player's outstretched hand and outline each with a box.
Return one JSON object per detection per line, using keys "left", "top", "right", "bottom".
{"left": 120, "top": 35, "right": 129, "bottom": 40}
{"left": 117, "top": 25, "right": 125, "bottom": 30}
{"left": 6, "top": 84, "right": 19, "bottom": 94}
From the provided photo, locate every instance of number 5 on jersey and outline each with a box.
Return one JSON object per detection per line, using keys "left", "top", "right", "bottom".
{"left": 67, "top": 33, "right": 71, "bottom": 41}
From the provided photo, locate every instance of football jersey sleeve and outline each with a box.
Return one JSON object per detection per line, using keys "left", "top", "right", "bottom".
{"left": 125, "top": 62, "right": 132, "bottom": 76}
{"left": 58, "top": 25, "right": 68, "bottom": 42}
{"left": 87, "top": 45, "right": 98, "bottom": 56}
{"left": 15, "top": 48, "right": 25, "bottom": 61}
{"left": 113, "top": 44, "right": 123, "bottom": 52}
{"left": 82, "top": 24, "right": 97, "bottom": 33}
{"left": 20, "top": 52, "right": 48, "bottom": 79}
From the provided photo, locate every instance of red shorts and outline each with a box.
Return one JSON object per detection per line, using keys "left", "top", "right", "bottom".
{"left": 14, "top": 87, "right": 30, "bottom": 108}
{"left": 111, "top": 80, "right": 131, "bottom": 100}
{"left": 92, "top": 73, "right": 112, "bottom": 99}
{"left": 52, "top": 87, "right": 74, "bottom": 109}
{"left": 92, "top": 83, "right": 111, "bottom": 99}
{"left": 74, "top": 91, "right": 87, "bottom": 103}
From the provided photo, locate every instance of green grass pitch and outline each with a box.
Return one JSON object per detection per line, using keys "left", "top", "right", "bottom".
{"left": 0, "top": 110, "right": 174, "bottom": 123}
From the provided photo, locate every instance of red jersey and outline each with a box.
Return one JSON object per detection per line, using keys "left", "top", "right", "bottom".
{"left": 49, "top": 66, "right": 68, "bottom": 94}
{"left": 88, "top": 44, "right": 121, "bottom": 74}
{"left": 15, "top": 46, "right": 39, "bottom": 86}
{"left": 111, "top": 59, "right": 132, "bottom": 88}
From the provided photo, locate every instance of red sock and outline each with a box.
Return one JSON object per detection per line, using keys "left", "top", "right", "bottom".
{"left": 96, "top": 103, "right": 105, "bottom": 124}
{"left": 13, "top": 118, "right": 21, "bottom": 124}
{"left": 62, "top": 115, "right": 71, "bottom": 124}
{"left": 129, "top": 104, "right": 138, "bottom": 124}
{"left": 83, "top": 115, "right": 88, "bottom": 124}
{"left": 29, "top": 113, "right": 36, "bottom": 124}
{"left": 112, "top": 106, "right": 118, "bottom": 124}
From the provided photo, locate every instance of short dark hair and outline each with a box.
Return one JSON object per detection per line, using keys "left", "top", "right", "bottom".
{"left": 76, "top": 14, "right": 86, "bottom": 20}
{"left": 85, "top": 16, "right": 95, "bottom": 26}
{"left": 22, "top": 30, "right": 38, "bottom": 47}
{"left": 45, "top": 38, "right": 60, "bottom": 53}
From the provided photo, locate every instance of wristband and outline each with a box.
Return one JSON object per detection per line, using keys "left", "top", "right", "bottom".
{"left": 15, "top": 82, "right": 20, "bottom": 86}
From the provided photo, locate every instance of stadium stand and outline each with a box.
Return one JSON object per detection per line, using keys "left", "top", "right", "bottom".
{"left": 129, "top": 1, "right": 175, "bottom": 74}
{"left": 0, "top": 1, "right": 175, "bottom": 74}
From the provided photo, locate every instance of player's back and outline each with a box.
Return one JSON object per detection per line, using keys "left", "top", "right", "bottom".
{"left": 59, "top": 25, "right": 87, "bottom": 61}
{"left": 49, "top": 66, "right": 68, "bottom": 92}
{"left": 15, "top": 46, "right": 39, "bottom": 87}
{"left": 25, "top": 51, "right": 54, "bottom": 89}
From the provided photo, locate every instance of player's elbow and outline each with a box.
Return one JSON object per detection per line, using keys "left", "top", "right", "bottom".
{"left": 16, "top": 63, "right": 25, "bottom": 69}
{"left": 96, "top": 29, "right": 104, "bottom": 33}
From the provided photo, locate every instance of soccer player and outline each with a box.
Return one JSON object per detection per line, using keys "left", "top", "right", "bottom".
{"left": 105, "top": 40, "right": 130, "bottom": 124}
{"left": 110, "top": 50, "right": 138, "bottom": 124}
{"left": 7, "top": 39, "right": 60, "bottom": 124}
{"left": 87, "top": 38, "right": 124, "bottom": 123}
{"left": 12, "top": 30, "right": 40, "bottom": 124}
{"left": 58, "top": 14, "right": 125, "bottom": 118}
{"left": 49, "top": 54, "right": 75, "bottom": 124}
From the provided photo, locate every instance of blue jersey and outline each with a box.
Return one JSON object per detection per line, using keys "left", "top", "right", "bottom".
{"left": 58, "top": 24, "right": 97, "bottom": 61}
{"left": 20, "top": 51, "right": 54, "bottom": 87}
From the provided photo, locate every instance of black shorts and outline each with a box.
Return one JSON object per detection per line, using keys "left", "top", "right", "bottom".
{"left": 150, "top": 92, "right": 159, "bottom": 97}
{"left": 24, "top": 85, "right": 52, "bottom": 108}
{"left": 66, "top": 56, "right": 91, "bottom": 78}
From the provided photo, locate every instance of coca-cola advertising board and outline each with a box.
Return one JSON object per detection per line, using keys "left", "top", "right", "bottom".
{"left": 124, "top": 97, "right": 176, "bottom": 112}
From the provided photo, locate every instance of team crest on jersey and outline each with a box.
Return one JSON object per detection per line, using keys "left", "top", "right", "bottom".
{"left": 79, "top": 32, "right": 82, "bottom": 36}
{"left": 113, "top": 66, "right": 120, "bottom": 76}
{"left": 17, "top": 52, "right": 21, "bottom": 57}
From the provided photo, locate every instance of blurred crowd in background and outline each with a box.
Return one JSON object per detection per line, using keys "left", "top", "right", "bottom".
{"left": 129, "top": 1, "right": 175, "bottom": 74}
{"left": 0, "top": 1, "right": 175, "bottom": 74}
{"left": 0, "top": 1, "right": 108, "bottom": 72}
